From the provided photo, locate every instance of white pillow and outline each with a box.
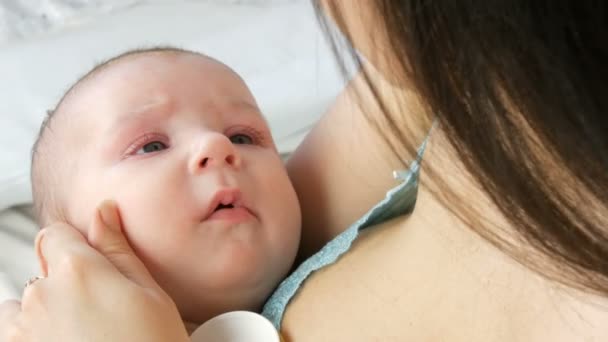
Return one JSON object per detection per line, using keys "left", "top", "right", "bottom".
{"left": 0, "top": 1, "right": 344, "bottom": 211}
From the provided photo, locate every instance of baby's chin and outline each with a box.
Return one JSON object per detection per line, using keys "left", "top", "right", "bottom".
{"left": 195, "top": 224, "right": 293, "bottom": 288}
{"left": 183, "top": 321, "right": 200, "bottom": 335}
{"left": 174, "top": 262, "right": 280, "bottom": 325}
{"left": 209, "top": 245, "right": 288, "bottom": 297}
{"left": 167, "top": 242, "right": 290, "bottom": 324}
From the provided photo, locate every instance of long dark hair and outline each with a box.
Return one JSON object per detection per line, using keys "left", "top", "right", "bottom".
{"left": 315, "top": 0, "right": 608, "bottom": 294}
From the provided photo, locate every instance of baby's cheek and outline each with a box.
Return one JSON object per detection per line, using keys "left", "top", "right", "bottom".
{"left": 116, "top": 196, "right": 186, "bottom": 256}
{"left": 111, "top": 193, "right": 158, "bottom": 246}
{"left": 67, "top": 201, "right": 98, "bottom": 236}
{"left": 267, "top": 171, "right": 301, "bottom": 260}
{"left": 115, "top": 209, "right": 165, "bottom": 276}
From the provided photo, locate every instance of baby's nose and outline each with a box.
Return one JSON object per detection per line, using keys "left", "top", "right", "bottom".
{"left": 189, "top": 133, "right": 241, "bottom": 174}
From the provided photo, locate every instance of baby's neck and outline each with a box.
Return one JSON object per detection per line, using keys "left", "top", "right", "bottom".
{"left": 184, "top": 321, "right": 200, "bottom": 335}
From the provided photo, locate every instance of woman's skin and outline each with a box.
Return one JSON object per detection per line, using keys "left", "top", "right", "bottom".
{"left": 281, "top": 67, "right": 608, "bottom": 342}
{"left": 281, "top": 3, "right": 608, "bottom": 340}
{"left": 0, "top": 202, "right": 191, "bottom": 342}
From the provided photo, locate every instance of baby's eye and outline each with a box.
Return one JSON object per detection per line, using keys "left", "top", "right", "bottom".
{"left": 136, "top": 141, "right": 168, "bottom": 154}
{"left": 229, "top": 134, "right": 254, "bottom": 145}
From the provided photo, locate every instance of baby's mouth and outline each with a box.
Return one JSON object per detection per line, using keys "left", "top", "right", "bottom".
{"left": 206, "top": 202, "right": 255, "bottom": 223}
{"left": 202, "top": 188, "right": 256, "bottom": 223}
{"left": 214, "top": 203, "right": 235, "bottom": 211}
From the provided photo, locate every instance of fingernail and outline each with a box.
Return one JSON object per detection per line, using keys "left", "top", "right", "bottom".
{"left": 34, "top": 228, "right": 49, "bottom": 276}
{"left": 34, "top": 228, "right": 46, "bottom": 253}
{"left": 99, "top": 200, "right": 120, "bottom": 231}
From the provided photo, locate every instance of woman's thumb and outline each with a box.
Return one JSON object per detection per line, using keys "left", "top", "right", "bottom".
{"left": 98, "top": 200, "right": 122, "bottom": 233}
{"left": 89, "top": 200, "right": 156, "bottom": 288}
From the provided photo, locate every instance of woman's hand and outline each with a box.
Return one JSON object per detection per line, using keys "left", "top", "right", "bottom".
{"left": 0, "top": 201, "right": 190, "bottom": 342}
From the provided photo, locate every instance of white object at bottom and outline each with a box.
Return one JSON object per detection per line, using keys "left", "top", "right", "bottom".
{"left": 190, "top": 311, "right": 281, "bottom": 342}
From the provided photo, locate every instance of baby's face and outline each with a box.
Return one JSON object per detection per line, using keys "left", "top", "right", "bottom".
{"left": 60, "top": 53, "right": 301, "bottom": 323}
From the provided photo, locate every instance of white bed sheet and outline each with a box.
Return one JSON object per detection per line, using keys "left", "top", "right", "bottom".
{"left": 0, "top": 0, "right": 345, "bottom": 301}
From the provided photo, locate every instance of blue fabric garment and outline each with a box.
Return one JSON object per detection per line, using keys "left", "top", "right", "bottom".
{"left": 262, "top": 136, "right": 430, "bottom": 329}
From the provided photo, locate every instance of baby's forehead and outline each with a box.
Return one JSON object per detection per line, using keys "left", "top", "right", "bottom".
{"left": 74, "top": 52, "right": 249, "bottom": 108}
{"left": 75, "top": 52, "right": 219, "bottom": 99}
{"left": 55, "top": 52, "right": 263, "bottom": 138}
{"left": 61, "top": 54, "right": 233, "bottom": 115}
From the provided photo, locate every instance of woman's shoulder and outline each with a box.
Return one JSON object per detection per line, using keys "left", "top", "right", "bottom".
{"left": 280, "top": 186, "right": 608, "bottom": 341}
{"left": 286, "top": 70, "right": 423, "bottom": 258}
{"left": 280, "top": 215, "right": 420, "bottom": 341}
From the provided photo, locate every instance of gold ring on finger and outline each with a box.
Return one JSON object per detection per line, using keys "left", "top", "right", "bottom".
{"left": 24, "top": 276, "right": 45, "bottom": 289}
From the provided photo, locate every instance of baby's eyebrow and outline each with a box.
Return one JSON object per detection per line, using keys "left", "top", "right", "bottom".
{"left": 232, "top": 100, "right": 269, "bottom": 124}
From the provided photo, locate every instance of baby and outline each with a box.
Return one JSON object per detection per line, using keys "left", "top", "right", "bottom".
{"left": 30, "top": 47, "right": 301, "bottom": 331}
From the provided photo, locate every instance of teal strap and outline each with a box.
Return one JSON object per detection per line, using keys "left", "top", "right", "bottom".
{"left": 262, "top": 123, "right": 435, "bottom": 329}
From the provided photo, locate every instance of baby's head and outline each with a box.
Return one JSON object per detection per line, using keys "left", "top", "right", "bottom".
{"left": 31, "top": 47, "right": 301, "bottom": 324}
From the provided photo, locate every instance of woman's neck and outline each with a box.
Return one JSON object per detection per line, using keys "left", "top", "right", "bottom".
{"left": 285, "top": 64, "right": 608, "bottom": 339}
{"left": 411, "top": 125, "right": 608, "bottom": 340}
{"left": 287, "top": 67, "right": 431, "bottom": 259}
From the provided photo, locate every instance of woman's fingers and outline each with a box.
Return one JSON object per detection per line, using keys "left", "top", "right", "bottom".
{"left": 88, "top": 200, "right": 157, "bottom": 289}
{"left": 34, "top": 200, "right": 157, "bottom": 291}
{"left": 35, "top": 221, "right": 97, "bottom": 277}
{"left": 12, "top": 212, "right": 188, "bottom": 342}
{"left": 34, "top": 231, "right": 48, "bottom": 277}
{"left": 0, "top": 300, "right": 20, "bottom": 320}
{"left": 0, "top": 299, "right": 22, "bottom": 340}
